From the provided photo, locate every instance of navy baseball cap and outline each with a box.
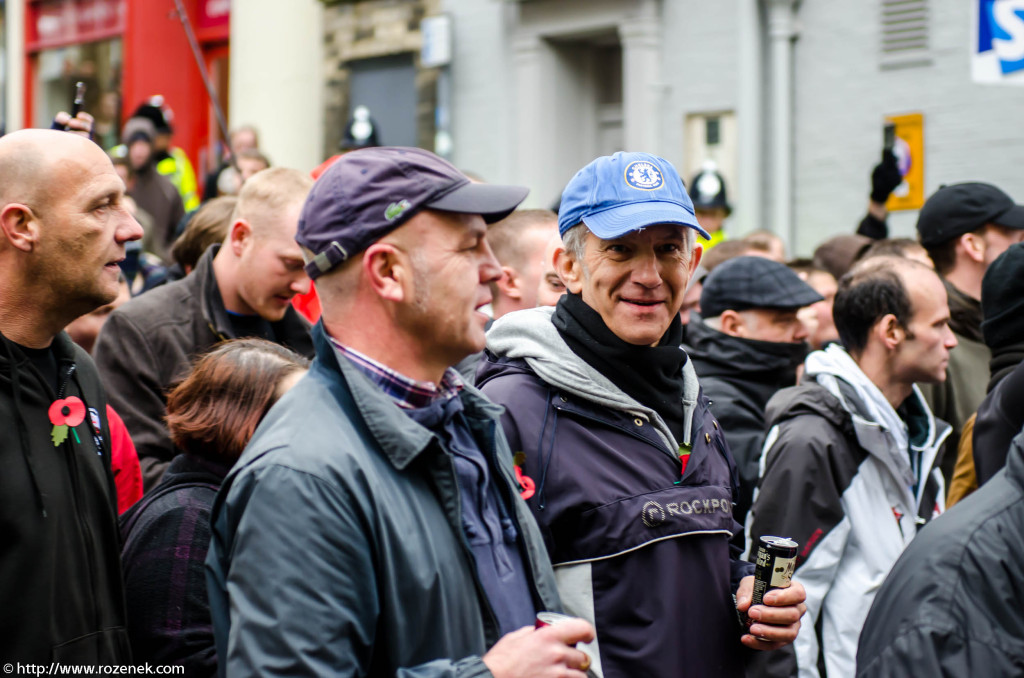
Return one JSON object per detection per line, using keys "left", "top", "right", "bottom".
{"left": 700, "top": 256, "right": 824, "bottom": 318}
{"left": 916, "top": 182, "right": 1024, "bottom": 248}
{"left": 557, "top": 152, "right": 710, "bottom": 240}
{"left": 298, "top": 147, "right": 528, "bottom": 279}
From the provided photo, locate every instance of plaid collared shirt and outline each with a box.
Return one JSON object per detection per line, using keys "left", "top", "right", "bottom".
{"left": 329, "top": 337, "right": 464, "bottom": 409}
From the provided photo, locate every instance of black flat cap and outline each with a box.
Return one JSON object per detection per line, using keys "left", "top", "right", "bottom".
{"left": 701, "top": 256, "right": 824, "bottom": 318}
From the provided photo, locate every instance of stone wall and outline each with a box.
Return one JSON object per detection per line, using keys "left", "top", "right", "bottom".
{"left": 321, "top": 0, "right": 441, "bottom": 158}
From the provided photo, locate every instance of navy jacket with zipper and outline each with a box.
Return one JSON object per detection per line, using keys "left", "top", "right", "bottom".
{"left": 1, "top": 331, "right": 129, "bottom": 662}
{"left": 478, "top": 307, "right": 754, "bottom": 678}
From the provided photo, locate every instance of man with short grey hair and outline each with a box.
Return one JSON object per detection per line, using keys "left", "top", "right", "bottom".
{"left": 478, "top": 151, "right": 805, "bottom": 677}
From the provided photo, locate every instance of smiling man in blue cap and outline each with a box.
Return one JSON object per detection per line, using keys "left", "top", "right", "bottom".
{"left": 477, "top": 152, "right": 806, "bottom": 677}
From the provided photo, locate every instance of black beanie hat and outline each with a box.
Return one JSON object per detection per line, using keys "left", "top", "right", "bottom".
{"left": 981, "top": 242, "right": 1024, "bottom": 350}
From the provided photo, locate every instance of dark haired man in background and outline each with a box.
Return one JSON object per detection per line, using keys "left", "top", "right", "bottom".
{"left": 746, "top": 255, "right": 956, "bottom": 678}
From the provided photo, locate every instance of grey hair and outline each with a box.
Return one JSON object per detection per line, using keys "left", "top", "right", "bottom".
{"left": 560, "top": 222, "right": 698, "bottom": 270}
{"left": 562, "top": 223, "right": 590, "bottom": 262}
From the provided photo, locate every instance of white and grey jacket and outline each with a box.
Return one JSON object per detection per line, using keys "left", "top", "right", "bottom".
{"left": 744, "top": 344, "right": 950, "bottom": 678}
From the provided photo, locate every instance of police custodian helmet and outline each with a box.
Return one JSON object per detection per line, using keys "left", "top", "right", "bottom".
{"left": 689, "top": 160, "right": 732, "bottom": 215}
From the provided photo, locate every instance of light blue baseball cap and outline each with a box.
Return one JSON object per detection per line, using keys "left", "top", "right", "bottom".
{"left": 557, "top": 151, "right": 710, "bottom": 240}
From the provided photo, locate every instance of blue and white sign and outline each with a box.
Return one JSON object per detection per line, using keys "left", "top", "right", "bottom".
{"left": 973, "top": 0, "right": 1024, "bottom": 85}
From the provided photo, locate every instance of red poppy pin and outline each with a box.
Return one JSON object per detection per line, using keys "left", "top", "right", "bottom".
{"left": 49, "top": 396, "right": 85, "bottom": 447}
{"left": 512, "top": 452, "right": 536, "bottom": 501}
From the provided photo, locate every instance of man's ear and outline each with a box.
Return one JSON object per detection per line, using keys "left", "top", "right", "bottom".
{"left": 717, "top": 309, "right": 745, "bottom": 338}
{"left": 555, "top": 246, "right": 584, "bottom": 295}
{"left": 688, "top": 241, "right": 704, "bottom": 276}
{"left": 876, "top": 313, "right": 904, "bottom": 350}
{"left": 362, "top": 242, "right": 408, "bottom": 303}
{"left": 494, "top": 265, "right": 522, "bottom": 301}
{"left": 228, "top": 219, "right": 252, "bottom": 257}
{"left": 958, "top": 231, "right": 986, "bottom": 265}
{"left": 0, "top": 204, "right": 39, "bottom": 253}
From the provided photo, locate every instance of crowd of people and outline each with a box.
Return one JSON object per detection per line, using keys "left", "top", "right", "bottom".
{"left": 2, "top": 100, "right": 1024, "bottom": 678}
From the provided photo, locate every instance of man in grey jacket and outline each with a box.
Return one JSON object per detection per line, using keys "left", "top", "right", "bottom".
{"left": 206, "top": 147, "right": 593, "bottom": 677}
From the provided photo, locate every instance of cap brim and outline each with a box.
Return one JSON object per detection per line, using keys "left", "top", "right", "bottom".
{"left": 581, "top": 201, "right": 711, "bottom": 240}
{"left": 993, "top": 203, "right": 1024, "bottom": 230}
{"left": 427, "top": 182, "right": 529, "bottom": 224}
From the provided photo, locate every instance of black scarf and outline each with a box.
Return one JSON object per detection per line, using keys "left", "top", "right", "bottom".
{"left": 552, "top": 293, "right": 688, "bottom": 442}
{"left": 988, "top": 342, "right": 1024, "bottom": 393}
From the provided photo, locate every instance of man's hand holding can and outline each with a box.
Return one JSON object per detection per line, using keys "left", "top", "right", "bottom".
{"left": 483, "top": 612, "right": 595, "bottom": 677}
{"left": 736, "top": 536, "right": 808, "bottom": 650}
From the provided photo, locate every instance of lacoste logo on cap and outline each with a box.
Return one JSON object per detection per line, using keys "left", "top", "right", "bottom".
{"left": 625, "top": 160, "right": 664, "bottom": 191}
{"left": 385, "top": 199, "right": 411, "bottom": 221}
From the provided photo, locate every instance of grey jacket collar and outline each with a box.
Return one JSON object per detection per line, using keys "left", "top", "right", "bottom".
{"left": 486, "top": 306, "right": 702, "bottom": 451}
{"left": 805, "top": 344, "right": 950, "bottom": 503}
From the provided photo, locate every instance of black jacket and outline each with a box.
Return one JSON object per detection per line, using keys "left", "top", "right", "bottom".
{"left": 857, "top": 428, "right": 1024, "bottom": 676}
{"left": 684, "top": 320, "right": 806, "bottom": 523}
{"left": 94, "top": 245, "right": 313, "bottom": 490}
{"left": 973, "top": 352, "right": 1024, "bottom": 485}
{"left": 120, "top": 453, "right": 229, "bottom": 675}
{"left": 1, "top": 331, "right": 129, "bottom": 662}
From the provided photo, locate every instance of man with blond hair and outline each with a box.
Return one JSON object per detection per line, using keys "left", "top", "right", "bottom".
{"left": 96, "top": 167, "right": 315, "bottom": 489}
{"left": 488, "top": 208, "right": 560, "bottom": 319}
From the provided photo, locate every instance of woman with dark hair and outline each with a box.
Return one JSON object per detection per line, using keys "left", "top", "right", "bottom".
{"left": 119, "top": 338, "right": 308, "bottom": 675}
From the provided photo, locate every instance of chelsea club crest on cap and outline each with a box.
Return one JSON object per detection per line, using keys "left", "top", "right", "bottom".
{"left": 557, "top": 151, "right": 711, "bottom": 240}
{"left": 624, "top": 160, "right": 664, "bottom": 190}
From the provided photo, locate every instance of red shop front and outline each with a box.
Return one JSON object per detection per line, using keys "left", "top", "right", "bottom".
{"left": 24, "top": 0, "right": 230, "bottom": 188}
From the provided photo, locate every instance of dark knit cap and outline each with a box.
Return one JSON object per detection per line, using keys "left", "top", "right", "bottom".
{"left": 981, "top": 242, "right": 1024, "bottom": 350}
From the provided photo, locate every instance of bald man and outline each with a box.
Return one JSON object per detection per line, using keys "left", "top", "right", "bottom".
{"left": 0, "top": 129, "right": 143, "bottom": 662}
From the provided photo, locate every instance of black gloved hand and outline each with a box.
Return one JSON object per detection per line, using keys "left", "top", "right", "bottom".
{"left": 870, "top": 149, "right": 902, "bottom": 204}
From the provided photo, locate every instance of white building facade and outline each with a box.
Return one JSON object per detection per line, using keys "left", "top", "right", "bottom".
{"left": 439, "top": 0, "right": 1024, "bottom": 255}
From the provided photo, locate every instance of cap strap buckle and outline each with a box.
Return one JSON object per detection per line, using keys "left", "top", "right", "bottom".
{"left": 306, "top": 241, "right": 349, "bottom": 278}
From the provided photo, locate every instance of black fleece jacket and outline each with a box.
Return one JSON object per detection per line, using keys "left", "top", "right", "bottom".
{"left": 0, "top": 331, "right": 129, "bottom": 662}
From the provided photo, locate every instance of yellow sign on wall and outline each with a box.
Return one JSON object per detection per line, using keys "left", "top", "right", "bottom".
{"left": 885, "top": 113, "right": 925, "bottom": 212}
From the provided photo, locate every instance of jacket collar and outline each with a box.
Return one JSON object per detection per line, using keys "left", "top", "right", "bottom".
{"left": 1005, "top": 430, "right": 1024, "bottom": 491}
{"left": 486, "top": 305, "right": 702, "bottom": 450}
{"left": 193, "top": 244, "right": 312, "bottom": 348}
{"left": 192, "top": 244, "right": 233, "bottom": 340}
{"left": 312, "top": 322, "right": 502, "bottom": 470}
{"left": 943, "top": 278, "right": 984, "bottom": 343}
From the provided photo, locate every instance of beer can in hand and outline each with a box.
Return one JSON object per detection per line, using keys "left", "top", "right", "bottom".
{"left": 535, "top": 611, "right": 577, "bottom": 629}
{"left": 751, "top": 536, "right": 798, "bottom": 609}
